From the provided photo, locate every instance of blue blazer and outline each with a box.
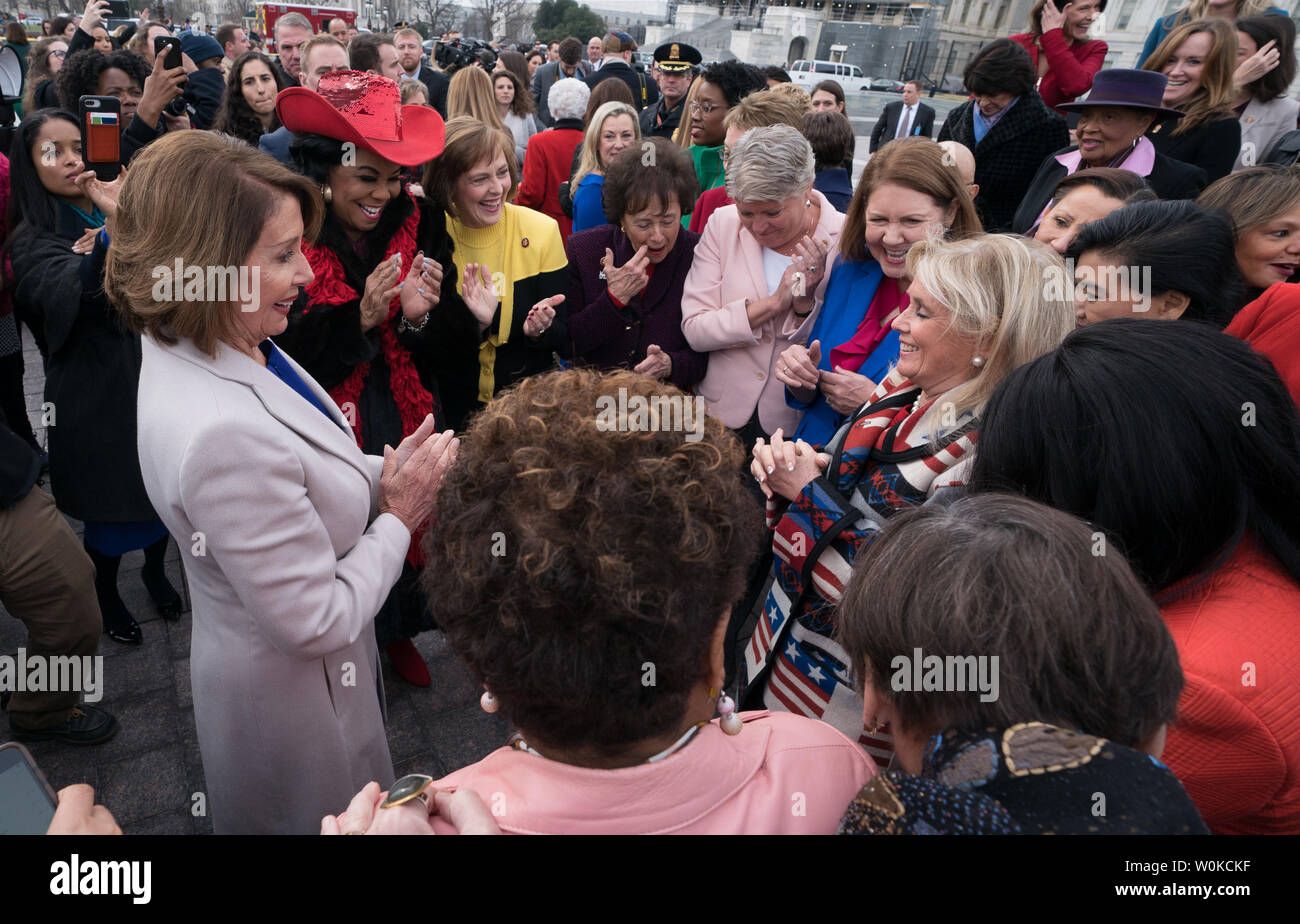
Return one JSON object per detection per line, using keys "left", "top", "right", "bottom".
{"left": 788, "top": 257, "right": 900, "bottom": 446}
{"left": 571, "top": 173, "right": 609, "bottom": 233}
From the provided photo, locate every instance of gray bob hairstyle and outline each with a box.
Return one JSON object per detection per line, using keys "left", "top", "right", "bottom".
{"left": 726, "top": 124, "right": 815, "bottom": 204}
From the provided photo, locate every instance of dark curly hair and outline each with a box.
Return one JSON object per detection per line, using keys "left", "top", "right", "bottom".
{"left": 212, "top": 51, "right": 285, "bottom": 146}
{"left": 602, "top": 136, "right": 699, "bottom": 223}
{"left": 56, "top": 49, "right": 149, "bottom": 116}
{"left": 700, "top": 60, "right": 767, "bottom": 108}
{"left": 492, "top": 67, "right": 535, "bottom": 117}
{"left": 421, "top": 368, "right": 764, "bottom": 755}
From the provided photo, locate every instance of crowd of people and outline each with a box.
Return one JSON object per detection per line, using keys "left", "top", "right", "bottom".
{"left": 2, "top": 1, "right": 1299, "bottom": 838}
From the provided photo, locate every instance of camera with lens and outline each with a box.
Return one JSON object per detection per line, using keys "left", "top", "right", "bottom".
{"left": 165, "top": 97, "right": 188, "bottom": 117}
{"left": 434, "top": 37, "right": 497, "bottom": 75}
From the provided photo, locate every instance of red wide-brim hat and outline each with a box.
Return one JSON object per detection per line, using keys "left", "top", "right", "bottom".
{"left": 276, "top": 70, "right": 445, "bottom": 167}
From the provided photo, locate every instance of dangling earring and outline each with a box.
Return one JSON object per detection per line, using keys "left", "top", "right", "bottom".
{"left": 716, "top": 689, "right": 743, "bottom": 736}
{"left": 322, "top": 184, "right": 333, "bottom": 205}
{"left": 866, "top": 718, "right": 886, "bottom": 735}
{"left": 971, "top": 356, "right": 985, "bottom": 368}
{"left": 480, "top": 688, "right": 499, "bottom": 713}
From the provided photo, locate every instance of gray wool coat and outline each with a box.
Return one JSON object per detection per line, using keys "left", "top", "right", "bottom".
{"left": 136, "top": 335, "right": 409, "bottom": 834}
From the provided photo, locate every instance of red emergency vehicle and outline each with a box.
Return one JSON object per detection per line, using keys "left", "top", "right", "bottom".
{"left": 254, "top": 4, "right": 357, "bottom": 51}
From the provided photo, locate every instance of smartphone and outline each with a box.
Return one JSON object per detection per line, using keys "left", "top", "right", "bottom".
{"left": 154, "top": 34, "right": 182, "bottom": 71}
{"left": 79, "top": 95, "right": 121, "bottom": 182}
{"left": 0, "top": 742, "right": 59, "bottom": 835}
{"left": 104, "top": 0, "right": 132, "bottom": 17}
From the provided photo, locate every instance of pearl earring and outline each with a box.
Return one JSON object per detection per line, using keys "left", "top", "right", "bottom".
{"left": 972, "top": 356, "right": 985, "bottom": 368}
{"left": 717, "top": 690, "right": 743, "bottom": 736}
{"left": 480, "top": 689, "right": 499, "bottom": 713}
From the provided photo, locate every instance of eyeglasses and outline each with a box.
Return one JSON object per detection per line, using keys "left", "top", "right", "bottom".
{"left": 380, "top": 773, "right": 435, "bottom": 810}
{"left": 50, "top": 50, "right": 67, "bottom": 58}
{"left": 688, "top": 100, "right": 720, "bottom": 115}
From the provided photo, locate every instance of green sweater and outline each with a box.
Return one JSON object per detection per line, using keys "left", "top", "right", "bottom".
{"left": 689, "top": 143, "right": 725, "bottom": 192}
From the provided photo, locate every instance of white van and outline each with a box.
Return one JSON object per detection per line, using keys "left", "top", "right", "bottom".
{"left": 789, "top": 59, "right": 867, "bottom": 91}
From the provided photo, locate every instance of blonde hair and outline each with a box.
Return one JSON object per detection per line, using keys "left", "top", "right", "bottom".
{"left": 301, "top": 34, "right": 346, "bottom": 75}
{"left": 423, "top": 116, "right": 519, "bottom": 219}
{"left": 106, "top": 132, "right": 324, "bottom": 357}
{"left": 673, "top": 77, "right": 703, "bottom": 149}
{"left": 763, "top": 82, "right": 812, "bottom": 113}
{"left": 1142, "top": 18, "right": 1238, "bottom": 135}
{"left": 447, "top": 65, "right": 508, "bottom": 132}
{"left": 573, "top": 101, "right": 640, "bottom": 187}
{"left": 723, "top": 88, "right": 808, "bottom": 133}
{"left": 904, "top": 234, "right": 1074, "bottom": 431}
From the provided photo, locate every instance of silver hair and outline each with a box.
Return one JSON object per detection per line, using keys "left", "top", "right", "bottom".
{"left": 275, "top": 12, "right": 313, "bottom": 34}
{"left": 726, "top": 124, "right": 815, "bottom": 204}
{"left": 548, "top": 77, "right": 591, "bottom": 122}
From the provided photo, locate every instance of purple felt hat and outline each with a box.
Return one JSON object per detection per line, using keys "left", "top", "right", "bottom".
{"left": 1057, "top": 69, "right": 1185, "bottom": 117}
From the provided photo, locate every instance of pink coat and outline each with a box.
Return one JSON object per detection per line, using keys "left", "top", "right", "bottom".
{"left": 430, "top": 711, "right": 875, "bottom": 834}
{"left": 680, "top": 191, "right": 845, "bottom": 432}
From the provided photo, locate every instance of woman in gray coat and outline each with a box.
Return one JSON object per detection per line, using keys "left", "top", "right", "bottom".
{"left": 104, "top": 131, "right": 458, "bottom": 834}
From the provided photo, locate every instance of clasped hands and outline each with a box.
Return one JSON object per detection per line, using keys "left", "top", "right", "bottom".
{"left": 746, "top": 235, "right": 828, "bottom": 328}
{"left": 360, "top": 252, "right": 442, "bottom": 332}
{"left": 751, "top": 428, "right": 830, "bottom": 502}
{"left": 378, "top": 414, "right": 459, "bottom": 533}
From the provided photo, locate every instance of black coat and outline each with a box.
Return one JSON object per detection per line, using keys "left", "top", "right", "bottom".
{"left": 869, "top": 100, "right": 935, "bottom": 152}
{"left": 413, "top": 60, "right": 449, "bottom": 119}
{"left": 640, "top": 92, "right": 687, "bottom": 139}
{"left": 1147, "top": 113, "right": 1240, "bottom": 184}
{"left": 938, "top": 90, "right": 1070, "bottom": 232}
{"left": 585, "top": 59, "right": 659, "bottom": 111}
{"left": 531, "top": 59, "right": 588, "bottom": 126}
{"left": 275, "top": 60, "right": 299, "bottom": 88}
{"left": 1011, "top": 146, "right": 1209, "bottom": 234}
{"left": 9, "top": 204, "right": 158, "bottom": 523}
{"left": 183, "top": 66, "right": 227, "bottom": 131}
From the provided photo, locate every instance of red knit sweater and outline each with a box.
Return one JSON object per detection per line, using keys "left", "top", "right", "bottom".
{"left": 1227, "top": 282, "right": 1300, "bottom": 409}
{"left": 1009, "top": 31, "right": 1107, "bottom": 116}
{"left": 1159, "top": 538, "right": 1300, "bottom": 834}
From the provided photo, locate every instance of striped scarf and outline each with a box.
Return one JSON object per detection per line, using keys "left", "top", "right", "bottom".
{"left": 744, "top": 369, "right": 979, "bottom": 764}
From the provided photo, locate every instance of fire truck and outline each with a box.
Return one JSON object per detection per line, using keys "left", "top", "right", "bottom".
{"left": 253, "top": 4, "right": 357, "bottom": 50}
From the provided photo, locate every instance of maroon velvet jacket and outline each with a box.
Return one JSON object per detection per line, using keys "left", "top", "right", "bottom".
{"left": 564, "top": 224, "right": 707, "bottom": 390}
